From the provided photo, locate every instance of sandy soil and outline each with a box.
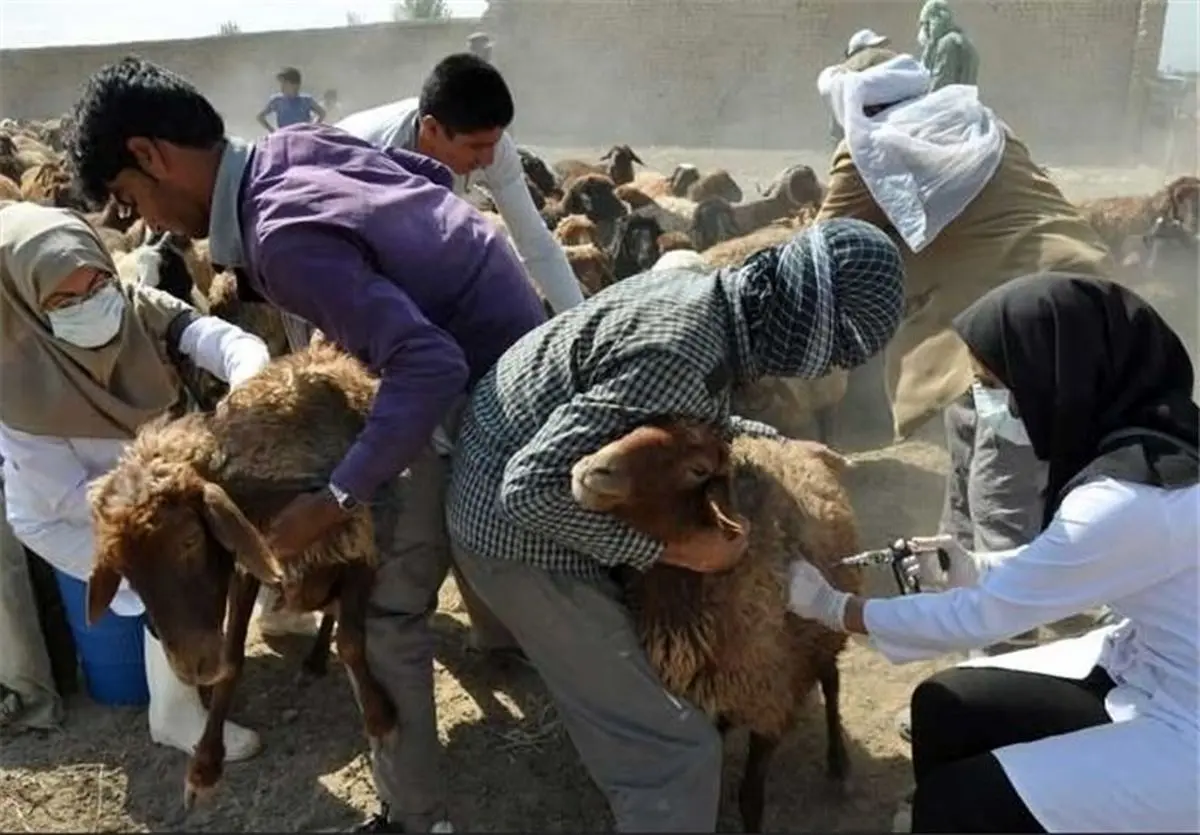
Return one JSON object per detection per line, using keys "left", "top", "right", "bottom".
{"left": 0, "top": 148, "right": 1179, "bottom": 833}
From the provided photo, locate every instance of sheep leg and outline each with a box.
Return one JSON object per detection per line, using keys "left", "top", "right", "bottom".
{"left": 739, "top": 732, "right": 779, "bottom": 833}
{"left": 335, "top": 564, "right": 397, "bottom": 741}
{"left": 184, "top": 573, "right": 259, "bottom": 812}
{"left": 301, "top": 612, "right": 337, "bottom": 678}
{"left": 819, "top": 659, "right": 850, "bottom": 785}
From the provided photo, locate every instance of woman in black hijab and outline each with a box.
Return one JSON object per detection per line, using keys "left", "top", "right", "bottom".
{"left": 785, "top": 273, "right": 1199, "bottom": 833}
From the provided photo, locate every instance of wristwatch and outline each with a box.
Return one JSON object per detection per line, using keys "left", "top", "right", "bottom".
{"left": 326, "top": 482, "right": 359, "bottom": 513}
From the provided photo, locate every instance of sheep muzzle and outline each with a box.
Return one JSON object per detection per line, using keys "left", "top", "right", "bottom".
{"left": 570, "top": 454, "right": 629, "bottom": 510}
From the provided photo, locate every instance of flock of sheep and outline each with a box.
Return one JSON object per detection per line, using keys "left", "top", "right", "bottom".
{"left": 2, "top": 113, "right": 1198, "bottom": 827}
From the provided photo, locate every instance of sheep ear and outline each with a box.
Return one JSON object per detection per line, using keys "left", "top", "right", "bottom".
{"left": 199, "top": 481, "right": 284, "bottom": 585}
{"left": 629, "top": 150, "right": 645, "bottom": 165}
{"left": 85, "top": 564, "right": 122, "bottom": 626}
{"left": 703, "top": 476, "right": 745, "bottom": 539}
{"left": 600, "top": 147, "right": 615, "bottom": 161}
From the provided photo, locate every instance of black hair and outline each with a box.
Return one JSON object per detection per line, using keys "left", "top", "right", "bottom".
{"left": 277, "top": 67, "right": 302, "bottom": 85}
{"left": 417, "top": 53, "right": 514, "bottom": 137}
{"left": 66, "top": 56, "right": 225, "bottom": 205}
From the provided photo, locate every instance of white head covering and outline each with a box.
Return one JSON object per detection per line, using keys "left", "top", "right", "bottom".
{"left": 817, "top": 53, "right": 1006, "bottom": 253}
{"left": 847, "top": 28, "right": 889, "bottom": 56}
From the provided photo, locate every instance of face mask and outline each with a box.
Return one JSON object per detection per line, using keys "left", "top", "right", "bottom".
{"left": 47, "top": 283, "right": 127, "bottom": 349}
{"left": 972, "top": 382, "right": 1031, "bottom": 446}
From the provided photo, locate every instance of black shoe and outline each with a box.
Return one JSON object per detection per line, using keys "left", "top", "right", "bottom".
{"left": 351, "top": 806, "right": 404, "bottom": 833}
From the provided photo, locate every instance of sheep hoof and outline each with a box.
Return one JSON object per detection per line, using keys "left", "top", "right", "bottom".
{"left": 182, "top": 778, "right": 213, "bottom": 812}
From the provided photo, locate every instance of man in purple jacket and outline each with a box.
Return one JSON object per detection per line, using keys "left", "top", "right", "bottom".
{"left": 67, "top": 56, "right": 547, "bottom": 833}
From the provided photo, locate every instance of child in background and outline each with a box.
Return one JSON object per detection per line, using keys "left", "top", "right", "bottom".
{"left": 256, "top": 67, "right": 325, "bottom": 133}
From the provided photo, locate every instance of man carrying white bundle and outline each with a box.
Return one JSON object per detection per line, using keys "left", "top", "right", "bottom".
{"left": 812, "top": 48, "right": 1119, "bottom": 748}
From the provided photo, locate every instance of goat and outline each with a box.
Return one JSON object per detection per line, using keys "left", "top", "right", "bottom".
{"left": 570, "top": 418, "right": 860, "bottom": 832}
{"left": 517, "top": 146, "right": 562, "bottom": 200}
{"left": 554, "top": 144, "right": 644, "bottom": 187}
{"left": 1080, "top": 175, "right": 1200, "bottom": 253}
{"left": 87, "top": 343, "right": 398, "bottom": 810}
{"left": 542, "top": 173, "right": 628, "bottom": 247}
{"left": 608, "top": 214, "right": 664, "bottom": 280}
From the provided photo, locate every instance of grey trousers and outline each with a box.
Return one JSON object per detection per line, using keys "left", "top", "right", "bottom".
{"left": 364, "top": 443, "right": 452, "bottom": 831}
{"left": 360, "top": 398, "right": 515, "bottom": 830}
{"left": 452, "top": 542, "right": 724, "bottom": 833}
{"left": 940, "top": 392, "right": 1046, "bottom": 555}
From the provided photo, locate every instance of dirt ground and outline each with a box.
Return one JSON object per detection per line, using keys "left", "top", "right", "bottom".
{"left": 0, "top": 149, "right": 1178, "bottom": 833}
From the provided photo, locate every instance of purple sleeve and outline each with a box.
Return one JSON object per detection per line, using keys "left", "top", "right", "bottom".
{"left": 264, "top": 93, "right": 282, "bottom": 114}
{"left": 258, "top": 228, "right": 469, "bottom": 502}
{"left": 381, "top": 146, "right": 456, "bottom": 191}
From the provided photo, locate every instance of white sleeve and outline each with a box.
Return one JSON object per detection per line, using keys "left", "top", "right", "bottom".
{"left": 484, "top": 134, "right": 585, "bottom": 314}
{"left": 0, "top": 429, "right": 141, "bottom": 611}
{"left": 863, "top": 479, "right": 1184, "bottom": 663}
{"left": 178, "top": 315, "right": 271, "bottom": 387}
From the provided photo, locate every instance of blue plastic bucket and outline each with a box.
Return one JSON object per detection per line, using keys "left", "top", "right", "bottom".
{"left": 53, "top": 569, "right": 149, "bottom": 707}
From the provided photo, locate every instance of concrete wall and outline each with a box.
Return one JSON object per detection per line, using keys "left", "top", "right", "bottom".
{"left": 0, "top": 20, "right": 482, "bottom": 137}
{"left": 0, "top": 0, "right": 1166, "bottom": 164}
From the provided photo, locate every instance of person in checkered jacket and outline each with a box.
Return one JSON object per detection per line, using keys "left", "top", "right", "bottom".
{"left": 445, "top": 217, "right": 905, "bottom": 832}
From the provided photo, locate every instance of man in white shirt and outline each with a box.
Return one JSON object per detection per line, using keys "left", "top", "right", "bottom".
{"left": 336, "top": 53, "right": 583, "bottom": 318}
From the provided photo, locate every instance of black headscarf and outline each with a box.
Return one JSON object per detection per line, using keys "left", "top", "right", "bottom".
{"left": 953, "top": 273, "right": 1199, "bottom": 529}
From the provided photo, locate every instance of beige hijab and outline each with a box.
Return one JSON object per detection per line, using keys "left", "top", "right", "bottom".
{"left": 0, "top": 201, "right": 188, "bottom": 439}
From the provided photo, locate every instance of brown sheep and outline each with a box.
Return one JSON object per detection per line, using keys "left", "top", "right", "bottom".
{"left": 631, "top": 164, "right": 701, "bottom": 199}
{"left": 570, "top": 418, "right": 861, "bottom": 832}
{"left": 687, "top": 169, "right": 744, "bottom": 204}
{"left": 598, "top": 144, "right": 645, "bottom": 185}
{"left": 690, "top": 167, "right": 824, "bottom": 250}
{"left": 541, "top": 173, "right": 628, "bottom": 247}
{"left": 1079, "top": 175, "right": 1200, "bottom": 254}
{"left": 614, "top": 183, "right": 657, "bottom": 209}
{"left": 554, "top": 144, "right": 644, "bottom": 187}
{"left": 0, "top": 173, "right": 20, "bottom": 201}
{"left": 657, "top": 231, "right": 694, "bottom": 254}
{"left": 517, "top": 146, "right": 561, "bottom": 199}
{"left": 19, "top": 161, "right": 87, "bottom": 210}
{"left": 563, "top": 242, "right": 616, "bottom": 296}
{"left": 553, "top": 213, "right": 600, "bottom": 246}
{"left": 608, "top": 213, "right": 664, "bottom": 280}
{"left": 86, "top": 342, "right": 399, "bottom": 809}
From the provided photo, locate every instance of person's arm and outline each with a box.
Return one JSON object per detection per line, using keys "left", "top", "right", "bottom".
{"left": 307, "top": 96, "right": 327, "bottom": 124}
{"left": 848, "top": 479, "right": 1185, "bottom": 663}
{"left": 814, "top": 146, "right": 892, "bottom": 229}
{"left": 174, "top": 313, "right": 272, "bottom": 387}
{"left": 499, "top": 350, "right": 714, "bottom": 568}
{"left": 132, "top": 285, "right": 271, "bottom": 387}
{"left": 258, "top": 228, "right": 469, "bottom": 504}
{"left": 257, "top": 96, "right": 278, "bottom": 132}
{"left": 484, "top": 134, "right": 585, "bottom": 314}
{"left": 930, "top": 35, "right": 963, "bottom": 91}
{"left": 937, "top": 393, "right": 977, "bottom": 552}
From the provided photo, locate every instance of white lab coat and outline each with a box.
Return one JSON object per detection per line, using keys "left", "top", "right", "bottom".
{"left": 864, "top": 477, "right": 1200, "bottom": 832}
{"left": 0, "top": 317, "right": 271, "bottom": 617}
{"left": 335, "top": 98, "right": 584, "bottom": 315}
